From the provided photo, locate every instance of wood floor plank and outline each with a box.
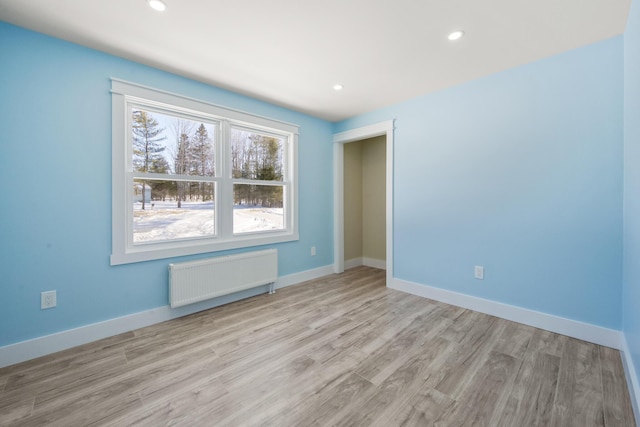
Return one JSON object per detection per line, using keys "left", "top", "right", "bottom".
{"left": 383, "top": 387, "right": 456, "bottom": 427}
{"left": 527, "top": 327, "right": 567, "bottom": 358}
{"left": 307, "top": 294, "right": 429, "bottom": 367}
{"left": 348, "top": 294, "right": 440, "bottom": 356}
{"left": 497, "top": 351, "right": 560, "bottom": 426}
{"left": 431, "top": 313, "right": 504, "bottom": 399}
{"left": 438, "top": 309, "right": 483, "bottom": 343}
{"left": 21, "top": 388, "right": 141, "bottom": 427}
{"left": 187, "top": 316, "right": 366, "bottom": 414}
{"left": 355, "top": 307, "right": 453, "bottom": 386}
{"left": 0, "top": 266, "right": 634, "bottom": 427}
{"left": 352, "top": 310, "right": 436, "bottom": 383}
{"left": 600, "top": 346, "right": 637, "bottom": 426}
{"left": 110, "top": 355, "right": 320, "bottom": 426}
{"left": 22, "top": 346, "right": 217, "bottom": 427}
{"left": 213, "top": 316, "right": 353, "bottom": 384}
{"left": 0, "top": 332, "right": 137, "bottom": 379}
{"left": 125, "top": 348, "right": 220, "bottom": 407}
{"left": 0, "top": 396, "right": 34, "bottom": 425}
{"left": 264, "top": 371, "right": 375, "bottom": 427}
{"left": 551, "top": 338, "right": 606, "bottom": 427}
{"left": 2, "top": 346, "right": 126, "bottom": 393}
{"left": 1, "top": 349, "right": 129, "bottom": 407}
{"left": 492, "top": 320, "right": 536, "bottom": 360}
{"left": 440, "top": 350, "right": 521, "bottom": 425}
{"left": 104, "top": 376, "right": 229, "bottom": 427}
{"left": 217, "top": 352, "right": 358, "bottom": 426}
{"left": 337, "top": 336, "right": 454, "bottom": 427}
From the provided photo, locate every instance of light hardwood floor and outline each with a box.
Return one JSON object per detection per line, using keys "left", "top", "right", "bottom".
{"left": 0, "top": 266, "right": 636, "bottom": 426}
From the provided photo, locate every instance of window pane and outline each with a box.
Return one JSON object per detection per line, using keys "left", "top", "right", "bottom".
{"left": 233, "top": 184, "right": 284, "bottom": 234}
{"left": 133, "top": 179, "right": 215, "bottom": 243}
{"left": 231, "top": 128, "right": 284, "bottom": 180}
{"left": 132, "top": 109, "right": 216, "bottom": 177}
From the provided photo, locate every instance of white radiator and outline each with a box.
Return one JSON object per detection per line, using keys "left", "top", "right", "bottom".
{"left": 169, "top": 249, "right": 278, "bottom": 308}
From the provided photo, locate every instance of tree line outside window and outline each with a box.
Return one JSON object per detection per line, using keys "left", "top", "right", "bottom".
{"left": 131, "top": 109, "right": 284, "bottom": 210}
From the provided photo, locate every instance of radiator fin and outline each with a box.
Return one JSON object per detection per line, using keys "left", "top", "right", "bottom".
{"left": 169, "top": 249, "right": 277, "bottom": 308}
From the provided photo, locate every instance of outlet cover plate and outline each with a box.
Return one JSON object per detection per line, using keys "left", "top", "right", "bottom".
{"left": 41, "top": 290, "right": 57, "bottom": 309}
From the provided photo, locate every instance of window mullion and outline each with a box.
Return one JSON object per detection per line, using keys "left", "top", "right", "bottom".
{"left": 218, "top": 120, "right": 233, "bottom": 239}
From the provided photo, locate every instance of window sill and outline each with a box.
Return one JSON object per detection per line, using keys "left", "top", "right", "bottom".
{"left": 110, "top": 231, "right": 298, "bottom": 265}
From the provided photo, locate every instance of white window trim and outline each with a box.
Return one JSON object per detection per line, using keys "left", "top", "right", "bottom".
{"left": 110, "top": 79, "right": 299, "bottom": 265}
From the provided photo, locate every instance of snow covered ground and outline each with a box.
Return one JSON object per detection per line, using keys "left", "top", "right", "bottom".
{"left": 133, "top": 200, "right": 283, "bottom": 243}
{"left": 233, "top": 206, "right": 284, "bottom": 234}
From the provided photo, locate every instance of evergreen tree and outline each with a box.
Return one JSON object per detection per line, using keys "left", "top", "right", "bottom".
{"left": 255, "top": 137, "right": 282, "bottom": 206}
{"left": 191, "top": 123, "right": 214, "bottom": 201}
{"left": 132, "top": 110, "right": 166, "bottom": 210}
{"left": 148, "top": 157, "right": 171, "bottom": 202}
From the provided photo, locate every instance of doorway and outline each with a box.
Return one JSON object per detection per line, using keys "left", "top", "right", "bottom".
{"left": 333, "top": 120, "right": 394, "bottom": 285}
{"left": 343, "top": 136, "right": 386, "bottom": 270}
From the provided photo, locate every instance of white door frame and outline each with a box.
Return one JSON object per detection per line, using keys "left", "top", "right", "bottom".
{"left": 333, "top": 120, "right": 394, "bottom": 286}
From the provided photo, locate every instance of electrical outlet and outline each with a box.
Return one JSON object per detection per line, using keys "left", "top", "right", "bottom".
{"left": 41, "top": 290, "right": 57, "bottom": 309}
{"left": 474, "top": 266, "right": 484, "bottom": 280}
{"left": 311, "top": 246, "right": 317, "bottom": 256}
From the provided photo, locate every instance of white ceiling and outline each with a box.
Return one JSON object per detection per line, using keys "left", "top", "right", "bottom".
{"left": 0, "top": 0, "right": 631, "bottom": 121}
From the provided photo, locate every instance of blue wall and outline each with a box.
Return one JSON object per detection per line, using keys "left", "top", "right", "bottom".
{"left": 0, "top": 15, "right": 633, "bottom": 364}
{"left": 0, "top": 22, "right": 334, "bottom": 347}
{"left": 624, "top": 0, "right": 640, "bottom": 407}
{"left": 336, "top": 37, "right": 624, "bottom": 329}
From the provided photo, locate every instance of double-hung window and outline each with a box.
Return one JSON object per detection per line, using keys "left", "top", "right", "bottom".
{"left": 111, "top": 79, "right": 298, "bottom": 265}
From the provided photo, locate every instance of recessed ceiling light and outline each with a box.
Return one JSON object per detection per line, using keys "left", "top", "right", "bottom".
{"left": 148, "top": 0, "right": 166, "bottom": 11}
{"left": 448, "top": 30, "right": 464, "bottom": 41}
{"left": 333, "top": 84, "right": 344, "bottom": 91}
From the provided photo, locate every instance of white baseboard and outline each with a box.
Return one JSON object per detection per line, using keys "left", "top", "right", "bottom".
{"left": 275, "top": 264, "right": 335, "bottom": 289}
{"left": 389, "top": 278, "right": 622, "bottom": 349}
{"left": 621, "top": 336, "right": 640, "bottom": 424}
{"left": 344, "top": 257, "right": 363, "bottom": 270}
{"left": 344, "top": 257, "right": 386, "bottom": 270}
{"left": 0, "top": 264, "right": 334, "bottom": 368}
{"left": 363, "top": 257, "right": 386, "bottom": 270}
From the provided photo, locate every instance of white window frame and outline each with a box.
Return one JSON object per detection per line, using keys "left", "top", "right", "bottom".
{"left": 110, "top": 79, "right": 298, "bottom": 265}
